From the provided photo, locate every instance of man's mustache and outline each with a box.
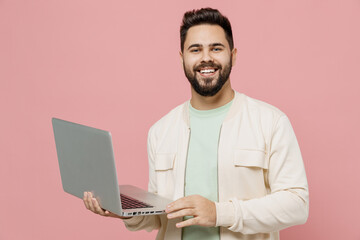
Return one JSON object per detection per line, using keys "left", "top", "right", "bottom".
{"left": 193, "top": 62, "right": 221, "bottom": 71}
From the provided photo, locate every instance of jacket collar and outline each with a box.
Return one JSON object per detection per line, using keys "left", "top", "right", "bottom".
{"left": 182, "top": 91, "right": 245, "bottom": 127}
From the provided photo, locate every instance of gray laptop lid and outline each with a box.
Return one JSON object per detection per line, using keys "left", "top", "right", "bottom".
{"left": 52, "top": 118, "right": 122, "bottom": 215}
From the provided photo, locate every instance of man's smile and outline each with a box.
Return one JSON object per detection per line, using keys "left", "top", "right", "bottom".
{"left": 195, "top": 66, "right": 219, "bottom": 77}
{"left": 198, "top": 68, "right": 218, "bottom": 77}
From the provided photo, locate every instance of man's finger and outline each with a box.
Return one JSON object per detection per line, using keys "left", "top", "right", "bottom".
{"left": 87, "top": 192, "right": 95, "bottom": 212}
{"left": 176, "top": 217, "right": 199, "bottom": 228}
{"left": 167, "top": 208, "right": 196, "bottom": 219}
{"left": 166, "top": 196, "right": 196, "bottom": 213}
{"left": 83, "top": 192, "right": 90, "bottom": 209}
{"left": 92, "top": 198, "right": 105, "bottom": 216}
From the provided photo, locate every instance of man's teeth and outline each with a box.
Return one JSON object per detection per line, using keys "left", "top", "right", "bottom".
{"left": 200, "top": 69, "right": 216, "bottom": 74}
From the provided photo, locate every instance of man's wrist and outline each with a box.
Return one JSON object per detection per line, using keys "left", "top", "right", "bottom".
{"left": 215, "top": 201, "right": 236, "bottom": 227}
{"left": 122, "top": 215, "right": 144, "bottom": 226}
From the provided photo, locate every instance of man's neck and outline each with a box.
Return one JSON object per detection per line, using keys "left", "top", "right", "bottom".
{"left": 190, "top": 81, "right": 234, "bottom": 110}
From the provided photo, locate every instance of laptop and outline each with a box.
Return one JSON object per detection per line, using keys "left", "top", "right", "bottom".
{"left": 52, "top": 118, "right": 172, "bottom": 217}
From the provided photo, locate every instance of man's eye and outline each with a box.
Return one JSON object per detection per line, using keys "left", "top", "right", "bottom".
{"left": 213, "top": 48, "right": 222, "bottom": 52}
{"left": 190, "top": 49, "right": 200, "bottom": 53}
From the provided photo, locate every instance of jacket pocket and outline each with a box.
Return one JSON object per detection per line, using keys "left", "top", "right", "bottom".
{"left": 155, "top": 153, "right": 175, "bottom": 171}
{"left": 233, "top": 149, "right": 268, "bottom": 169}
{"left": 154, "top": 153, "right": 176, "bottom": 198}
{"left": 233, "top": 149, "right": 268, "bottom": 198}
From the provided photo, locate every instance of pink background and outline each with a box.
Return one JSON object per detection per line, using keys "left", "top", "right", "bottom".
{"left": 1, "top": 0, "right": 359, "bottom": 239}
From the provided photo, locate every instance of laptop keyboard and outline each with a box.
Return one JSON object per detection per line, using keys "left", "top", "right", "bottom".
{"left": 120, "top": 194, "right": 153, "bottom": 209}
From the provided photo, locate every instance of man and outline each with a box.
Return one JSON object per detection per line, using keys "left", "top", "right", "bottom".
{"left": 83, "top": 8, "right": 309, "bottom": 240}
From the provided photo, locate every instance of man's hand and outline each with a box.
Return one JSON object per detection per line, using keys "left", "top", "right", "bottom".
{"left": 83, "top": 192, "right": 130, "bottom": 219}
{"left": 166, "top": 195, "right": 216, "bottom": 228}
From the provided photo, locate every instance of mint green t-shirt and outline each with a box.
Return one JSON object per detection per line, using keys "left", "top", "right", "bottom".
{"left": 182, "top": 100, "right": 233, "bottom": 240}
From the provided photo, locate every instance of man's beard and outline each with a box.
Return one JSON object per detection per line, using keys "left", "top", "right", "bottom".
{"left": 184, "top": 58, "right": 232, "bottom": 97}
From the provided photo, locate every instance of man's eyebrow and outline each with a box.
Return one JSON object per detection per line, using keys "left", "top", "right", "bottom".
{"left": 188, "top": 44, "right": 202, "bottom": 50}
{"left": 210, "top": 43, "right": 225, "bottom": 47}
{"left": 187, "top": 43, "right": 225, "bottom": 50}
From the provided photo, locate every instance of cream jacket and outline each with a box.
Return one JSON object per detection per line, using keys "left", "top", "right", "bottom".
{"left": 124, "top": 92, "right": 309, "bottom": 240}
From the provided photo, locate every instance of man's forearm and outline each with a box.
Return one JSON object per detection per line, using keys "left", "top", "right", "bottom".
{"left": 123, "top": 215, "right": 162, "bottom": 232}
{"left": 215, "top": 187, "right": 309, "bottom": 234}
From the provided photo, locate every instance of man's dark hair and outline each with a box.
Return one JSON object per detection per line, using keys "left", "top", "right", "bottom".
{"left": 180, "top": 8, "right": 234, "bottom": 52}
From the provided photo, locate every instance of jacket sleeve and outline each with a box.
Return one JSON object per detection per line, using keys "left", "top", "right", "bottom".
{"left": 215, "top": 115, "right": 309, "bottom": 234}
{"left": 123, "top": 127, "right": 162, "bottom": 231}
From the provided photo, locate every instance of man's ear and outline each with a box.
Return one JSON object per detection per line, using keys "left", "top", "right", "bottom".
{"left": 179, "top": 51, "right": 184, "bottom": 67}
{"left": 231, "top": 48, "right": 237, "bottom": 66}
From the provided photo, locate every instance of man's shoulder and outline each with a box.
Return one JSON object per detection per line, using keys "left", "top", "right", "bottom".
{"left": 240, "top": 93, "right": 286, "bottom": 119}
{"left": 238, "top": 93, "right": 291, "bottom": 141}
{"left": 148, "top": 101, "right": 187, "bottom": 135}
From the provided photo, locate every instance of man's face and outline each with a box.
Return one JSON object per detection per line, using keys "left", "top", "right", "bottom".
{"left": 181, "top": 24, "right": 236, "bottom": 97}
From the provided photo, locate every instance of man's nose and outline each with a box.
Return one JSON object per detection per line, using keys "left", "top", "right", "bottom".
{"left": 201, "top": 49, "right": 213, "bottom": 62}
